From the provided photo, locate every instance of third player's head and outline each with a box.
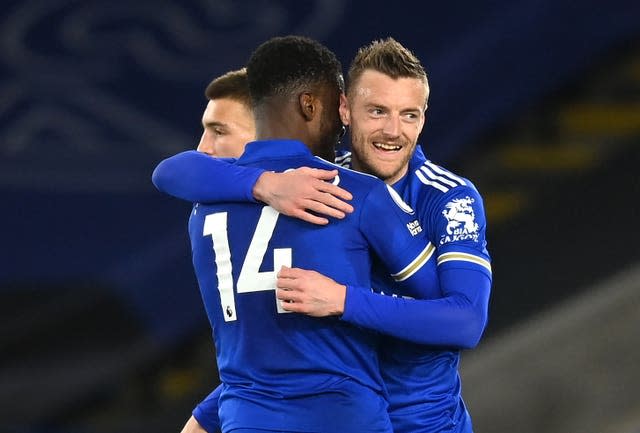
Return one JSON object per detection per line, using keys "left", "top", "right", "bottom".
{"left": 198, "top": 68, "right": 255, "bottom": 158}
{"left": 246, "top": 35, "right": 344, "bottom": 161}
{"left": 342, "top": 38, "right": 429, "bottom": 184}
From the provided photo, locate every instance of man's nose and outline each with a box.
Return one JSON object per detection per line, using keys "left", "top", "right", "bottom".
{"left": 197, "top": 130, "right": 216, "bottom": 156}
{"left": 382, "top": 115, "right": 401, "bottom": 137}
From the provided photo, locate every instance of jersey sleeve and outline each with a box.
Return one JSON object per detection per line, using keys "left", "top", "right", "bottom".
{"left": 342, "top": 267, "right": 490, "bottom": 348}
{"left": 430, "top": 184, "right": 492, "bottom": 278}
{"left": 359, "top": 182, "right": 439, "bottom": 294}
{"left": 342, "top": 181, "right": 492, "bottom": 348}
{"left": 152, "top": 150, "right": 264, "bottom": 203}
{"left": 192, "top": 384, "right": 222, "bottom": 433}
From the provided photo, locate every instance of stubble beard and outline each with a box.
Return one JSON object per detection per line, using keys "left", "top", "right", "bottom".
{"left": 351, "top": 132, "right": 412, "bottom": 185}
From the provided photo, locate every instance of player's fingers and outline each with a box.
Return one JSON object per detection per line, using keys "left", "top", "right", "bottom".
{"left": 276, "top": 266, "right": 292, "bottom": 279}
{"left": 276, "top": 278, "right": 293, "bottom": 291}
{"left": 306, "top": 168, "right": 339, "bottom": 181}
{"left": 303, "top": 200, "right": 348, "bottom": 220}
{"left": 277, "top": 276, "right": 307, "bottom": 292}
{"left": 291, "top": 208, "right": 330, "bottom": 225}
{"left": 277, "top": 273, "right": 304, "bottom": 291}
{"left": 276, "top": 287, "right": 297, "bottom": 301}
{"left": 315, "top": 180, "right": 353, "bottom": 202}
{"left": 279, "top": 267, "right": 314, "bottom": 280}
{"left": 279, "top": 301, "right": 303, "bottom": 313}
{"left": 315, "top": 192, "right": 353, "bottom": 214}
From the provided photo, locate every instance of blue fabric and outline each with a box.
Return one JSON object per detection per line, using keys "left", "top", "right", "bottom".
{"left": 153, "top": 151, "right": 263, "bottom": 203}
{"left": 177, "top": 144, "right": 490, "bottom": 432}
{"left": 187, "top": 139, "right": 436, "bottom": 432}
{"left": 343, "top": 268, "right": 490, "bottom": 348}
{"left": 374, "top": 147, "right": 491, "bottom": 433}
{"left": 193, "top": 386, "right": 222, "bottom": 433}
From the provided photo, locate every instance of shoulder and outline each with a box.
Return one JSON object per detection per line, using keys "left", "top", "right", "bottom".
{"left": 410, "top": 159, "right": 478, "bottom": 195}
{"left": 408, "top": 159, "right": 484, "bottom": 209}
{"left": 314, "top": 155, "right": 380, "bottom": 187}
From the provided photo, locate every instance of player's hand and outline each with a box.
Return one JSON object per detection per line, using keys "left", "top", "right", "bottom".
{"left": 252, "top": 168, "right": 353, "bottom": 225}
{"left": 276, "top": 266, "right": 346, "bottom": 317}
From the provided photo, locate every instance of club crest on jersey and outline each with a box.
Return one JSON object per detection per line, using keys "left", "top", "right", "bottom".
{"left": 440, "top": 196, "right": 479, "bottom": 244}
{"left": 385, "top": 185, "right": 415, "bottom": 214}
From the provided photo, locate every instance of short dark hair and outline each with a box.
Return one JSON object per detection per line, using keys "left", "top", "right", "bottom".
{"left": 347, "top": 37, "right": 428, "bottom": 98}
{"left": 246, "top": 35, "right": 344, "bottom": 105}
{"left": 204, "top": 68, "right": 252, "bottom": 109}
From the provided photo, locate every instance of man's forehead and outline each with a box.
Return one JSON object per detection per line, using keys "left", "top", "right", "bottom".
{"left": 204, "top": 98, "right": 249, "bottom": 116}
{"left": 355, "top": 69, "right": 426, "bottom": 87}
{"left": 355, "top": 86, "right": 372, "bottom": 98}
{"left": 351, "top": 71, "right": 428, "bottom": 105}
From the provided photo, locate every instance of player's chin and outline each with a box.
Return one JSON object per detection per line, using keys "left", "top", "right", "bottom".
{"left": 369, "top": 165, "right": 398, "bottom": 183}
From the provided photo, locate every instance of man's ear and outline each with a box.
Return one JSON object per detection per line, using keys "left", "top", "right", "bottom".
{"left": 299, "top": 92, "right": 316, "bottom": 121}
{"left": 339, "top": 93, "right": 350, "bottom": 126}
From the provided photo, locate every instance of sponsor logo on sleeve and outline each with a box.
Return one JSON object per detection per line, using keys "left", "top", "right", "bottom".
{"left": 406, "top": 220, "right": 422, "bottom": 236}
{"left": 440, "top": 196, "right": 479, "bottom": 244}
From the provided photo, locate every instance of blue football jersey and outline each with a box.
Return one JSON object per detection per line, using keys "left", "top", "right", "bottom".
{"left": 187, "top": 139, "right": 437, "bottom": 432}
{"left": 374, "top": 146, "right": 491, "bottom": 433}
{"left": 153, "top": 143, "right": 490, "bottom": 433}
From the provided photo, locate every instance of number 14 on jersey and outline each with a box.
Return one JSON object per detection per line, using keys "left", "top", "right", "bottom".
{"left": 203, "top": 206, "right": 292, "bottom": 322}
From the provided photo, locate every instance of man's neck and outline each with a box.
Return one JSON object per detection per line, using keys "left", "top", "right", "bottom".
{"left": 255, "top": 105, "right": 309, "bottom": 146}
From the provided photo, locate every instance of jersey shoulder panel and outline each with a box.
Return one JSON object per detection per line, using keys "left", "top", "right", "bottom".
{"left": 408, "top": 159, "right": 491, "bottom": 275}
{"left": 408, "top": 159, "right": 483, "bottom": 221}
{"left": 411, "top": 159, "right": 475, "bottom": 194}
{"left": 315, "top": 155, "right": 384, "bottom": 194}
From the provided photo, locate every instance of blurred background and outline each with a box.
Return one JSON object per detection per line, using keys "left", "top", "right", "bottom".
{"left": 1, "top": 1, "right": 639, "bottom": 432}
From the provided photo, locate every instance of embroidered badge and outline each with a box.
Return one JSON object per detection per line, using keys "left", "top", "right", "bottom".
{"left": 440, "top": 196, "right": 479, "bottom": 244}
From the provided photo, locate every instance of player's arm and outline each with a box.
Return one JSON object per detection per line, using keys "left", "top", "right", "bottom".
{"left": 277, "top": 183, "right": 492, "bottom": 348}
{"left": 152, "top": 150, "right": 260, "bottom": 203}
{"left": 340, "top": 268, "right": 490, "bottom": 348}
{"left": 344, "top": 184, "right": 493, "bottom": 347}
{"left": 188, "top": 385, "right": 222, "bottom": 433}
{"left": 277, "top": 266, "right": 490, "bottom": 348}
{"left": 152, "top": 151, "right": 353, "bottom": 224}
{"left": 277, "top": 181, "right": 438, "bottom": 323}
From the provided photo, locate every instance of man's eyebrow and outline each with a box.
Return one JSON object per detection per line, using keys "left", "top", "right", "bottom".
{"left": 363, "top": 102, "right": 386, "bottom": 109}
{"left": 363, "top": 102, "right": 422, "bottom": 112}
{"left": 204, "top": 121, "right": 227, "bottom": 128}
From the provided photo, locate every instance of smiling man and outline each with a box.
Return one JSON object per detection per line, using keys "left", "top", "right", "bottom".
{"left": 277, "top": 39, "right": 491, "bottom": 433}
{"left": 344, "top": 66, "right": 428, "bottom": 185}
{"left": 156, "top": 35, "right": 444, "bottom": 433}
{"left": 154, "top": 38, "right": 491, "bottom": 433}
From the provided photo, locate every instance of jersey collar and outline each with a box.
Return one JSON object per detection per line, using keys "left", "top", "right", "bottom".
{"left": 237, "top": 139, "right": 313, "bottom": 164}
{"left": 392, "top": 144, "right": 428, "bottom": 192}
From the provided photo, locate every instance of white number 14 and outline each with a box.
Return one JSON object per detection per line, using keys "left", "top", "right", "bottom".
{"left": 202, "top": 206, "right": 292, "bottom": 322}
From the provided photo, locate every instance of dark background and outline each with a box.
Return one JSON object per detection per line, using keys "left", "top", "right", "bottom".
{"left": 2, "top": 1, "right": 639, "bottom": 431}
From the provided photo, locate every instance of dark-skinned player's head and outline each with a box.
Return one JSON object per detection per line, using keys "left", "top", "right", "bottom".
{"left": 246, "top": 35, "right": 344, "bottom": 161}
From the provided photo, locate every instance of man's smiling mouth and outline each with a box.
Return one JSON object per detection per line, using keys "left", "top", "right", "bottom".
{"left": 373, "top": 142, "right": 402, "bottom": 151}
